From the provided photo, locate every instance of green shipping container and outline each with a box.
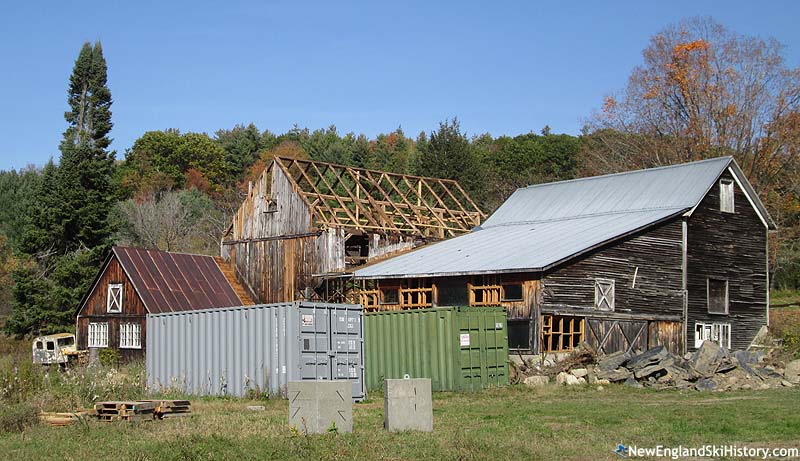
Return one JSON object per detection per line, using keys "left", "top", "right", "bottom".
{"left": 364, "top": 306, "right": 509, "bottom": 392}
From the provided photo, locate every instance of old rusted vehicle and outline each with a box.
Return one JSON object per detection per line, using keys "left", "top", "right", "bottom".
{"left": 32, "top": 333, "right": 87, "bottom": 369}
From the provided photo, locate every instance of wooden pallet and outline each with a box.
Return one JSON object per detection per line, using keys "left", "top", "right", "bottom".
{"left": 94, "top": 401, "right": 156, "bottom": 422}
{"left": 137, "top": 399, "right": 192, "bottom": 419}
{"left": 38, "top": 411, "right": 91, "bottom": 427}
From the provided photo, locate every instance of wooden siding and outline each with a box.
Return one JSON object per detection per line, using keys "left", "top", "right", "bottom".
{"left": 584, "top": 319, "right": 682, "bottom": 355}
{"left": 230, "top": 163, "right": 313, "bottom": 240}
{"left": 75, "top": 256, "right": 146, "bottom": 362}
{"left": 686, "top": 170, "right": 768, "bottom": 351}
{"left": 540, "top": 218, "right": 685, "bottom": 319}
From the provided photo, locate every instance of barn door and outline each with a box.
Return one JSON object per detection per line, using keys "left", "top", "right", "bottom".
{"left": 585, "top": 319, "right": 648, "bottom": 355}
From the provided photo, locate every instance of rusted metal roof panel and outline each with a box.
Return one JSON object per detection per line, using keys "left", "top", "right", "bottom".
{"left": 114, "top": 246, "right": 242, "bottom": 314}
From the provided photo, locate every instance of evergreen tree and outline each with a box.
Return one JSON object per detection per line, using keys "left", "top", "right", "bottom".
{"left": 415, "top": 119, "right": 486, "bottom": 207}
{"left": 7, "top": 41, "right": 116, "bottom": 336}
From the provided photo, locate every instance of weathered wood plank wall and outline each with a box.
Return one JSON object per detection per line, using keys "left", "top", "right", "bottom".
{"left": 76, "top": 256, "right": 146, "bottom": 362}
{"left": 686, "top": 170, "right": 768, "bottom": 351}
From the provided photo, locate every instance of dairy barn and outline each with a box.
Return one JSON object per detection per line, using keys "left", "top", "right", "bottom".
{"left": 349, "top": 157, "right": 775, "bottom": 356}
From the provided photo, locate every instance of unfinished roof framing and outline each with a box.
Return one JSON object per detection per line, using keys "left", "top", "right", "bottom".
{"left": 270, "top": 157, "right": 484, "bottom": 237}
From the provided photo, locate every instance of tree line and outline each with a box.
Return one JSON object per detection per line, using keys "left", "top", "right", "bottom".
{"left": 1, "top": 16, "right": 798, "bottom": 336}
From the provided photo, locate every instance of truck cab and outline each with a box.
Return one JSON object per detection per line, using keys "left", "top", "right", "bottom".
{"left": 32, "top": 333, "right": 86, "bottom": 368}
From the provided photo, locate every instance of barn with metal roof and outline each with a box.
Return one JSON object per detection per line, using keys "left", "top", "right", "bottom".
{"left": 350, "top": 156, "right": 775, "bottom": 356}
{"left": 76, "top": 246, "right": 254, "bottom": 362}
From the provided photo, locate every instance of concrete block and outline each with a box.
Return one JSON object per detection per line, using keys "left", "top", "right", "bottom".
{"left": 384, "top": 378, "right": 433, "bottom": 432}
{"left": 288, "top": 380, "right": 352, "bottom": 434}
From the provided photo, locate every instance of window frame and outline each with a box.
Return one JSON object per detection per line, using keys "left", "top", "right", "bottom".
{"left": 107, "top": 283, "right": 123, "bottom": 313}
{"left": 501, "top": 283, "right": 524, "bottom": 302}
{"left": 88, "top": 322, "right": 109, "bottom": 348}
{"left": 119, "top": 323, "right": 142, "bottom": 349}
{"left": 594, "top": 278, "right": 615, "bottom": 311}
{"left": 507, "top": 318, "right": 532, "bottom": 350}
{"left": 719, "top": 179, "right": 735, "bottom": 213}
{"left": 706, "top": 278, "right": 729, "bottom": 315}
{"left": 694, "top": 322, "right": 731, "bottom": 349}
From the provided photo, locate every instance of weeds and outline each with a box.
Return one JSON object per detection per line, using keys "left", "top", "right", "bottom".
{"left": 0, "top": 402, "right": 38, "bottom": 434}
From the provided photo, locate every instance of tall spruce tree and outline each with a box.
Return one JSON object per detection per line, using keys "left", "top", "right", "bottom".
{"left": 7, "top": 42, "right": 116, "bottom": 336}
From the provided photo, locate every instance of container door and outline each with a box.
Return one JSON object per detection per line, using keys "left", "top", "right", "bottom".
{"left": 328, "top": 306, "right": 364, "bottom": 399}
{"left": 298, "top": 306, "right": 330, "bottom": 380}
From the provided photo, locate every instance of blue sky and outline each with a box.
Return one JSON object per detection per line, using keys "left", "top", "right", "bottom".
{"left": 1, "top": 1, "right": 799, "bottom": 170}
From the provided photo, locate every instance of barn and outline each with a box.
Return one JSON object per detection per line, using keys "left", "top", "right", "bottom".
{"left": 220, "top": 157, "right": 484, "bottom": 304}
{"left": 76, "top": 246, "right": 253, "bottom": 362}
{"left": 351, "top": 156, "right": 775, "bottom": 356}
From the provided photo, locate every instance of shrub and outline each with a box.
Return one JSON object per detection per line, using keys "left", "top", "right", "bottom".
{"left": 770, "top": 308, "right": 800, "bottom": 358}
{"left": 98, "top": 348, "right": 121, "bottom": 368}
{"left": 0, "top": 402, "right": 38, "bottom": 433}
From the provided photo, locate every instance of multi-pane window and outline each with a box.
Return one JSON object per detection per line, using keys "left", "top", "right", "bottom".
{"left": 595, "top": 279, "right": 615, "bottom": 311}
{"left": 694, "top": 322, "right": 731, "bottom": 349}
{"left": 107, "top": 283, "right": 123, "bottom": 313}
{"left": 119, "top": 323, "right": 141, "bottom": 349}
{"left": 88, "top": 322, "right": 108, "bottom": 348}
{"left": 541, "top": 315, "right": 584, "bottom": 352}
{"left": 707, "top": 279, "right": 729, "bottom": 314}
{"left": 720, "top": 179, "right": 734, "bottom": 213}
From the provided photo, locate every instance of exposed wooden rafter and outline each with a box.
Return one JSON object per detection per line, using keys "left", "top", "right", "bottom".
{"left": 274, "top": 157, "right": 484, "bottom": 237}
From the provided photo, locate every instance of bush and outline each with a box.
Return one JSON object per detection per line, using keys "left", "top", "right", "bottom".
{"left": 98, "top": 348, "right": 120, "bottom": 368}
{"left": 0, "top": 402, "right": 38, "bottom": 433}
{"left": 770, "top": 308, "right": 800, "bottom": 358}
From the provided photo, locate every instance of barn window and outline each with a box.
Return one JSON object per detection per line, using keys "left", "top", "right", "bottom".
{"left": 508, "top": 319, "right": 531, "bottom": 350}
{"left": 469, "top": 276, "right": 502, "bottom": 306}
{"left": 720, "top": 179, "right": 734, "bottom": 213}
{"left": 502, "top": 284, "right": 523, "bottom": 301}
{"left": 88, "top": 322, "right": 108, "bottom": 348}
{"left": 694, "top": 322, "right": 731, "bottom": 349}
{"left": 107, "top": 283, "right": 123, "bottom": 313}
{"left": 381, "top": 287, "right": 399, "bottom": 304}
{"left": 541, "top": 315, "right": 584, "bottom": 352}
{"left": 594, "top": 279, "right": 615, "bottom": 311}
{"left": 707, "top": 279, "right": 729, "bottom": 314}
{"left": 119, "top": 323, "right": 141, "bottom": 349}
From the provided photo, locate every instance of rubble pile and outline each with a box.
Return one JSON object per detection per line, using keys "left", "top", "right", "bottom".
{"left": 518, "top": 341, "right": 800, "bottom": 391}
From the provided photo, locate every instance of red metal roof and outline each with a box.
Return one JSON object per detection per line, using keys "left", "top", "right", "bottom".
{"left": 113, "top": 246, "right": 243, "bottom": 314}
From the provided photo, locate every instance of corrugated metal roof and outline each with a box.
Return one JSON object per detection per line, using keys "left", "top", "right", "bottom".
{"left": 483, "top": 156, "right": 731, "bottom": 227}
{"left": 355, "top": 156, "right": 774, "bottom": 279}
{"left": 114, "top": 246, "right": 243, "bottom": 314}
{"left": 355, "top": 208, "right": 684, "bottom": 278}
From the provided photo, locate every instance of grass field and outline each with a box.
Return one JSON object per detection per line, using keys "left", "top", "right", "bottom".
{"left": 0, "top": 385, "right": 798, "bottom": 460}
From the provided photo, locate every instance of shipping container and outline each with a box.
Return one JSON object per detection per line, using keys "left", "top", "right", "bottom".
{"left": 364, "top": 306, "right": 508, "bottom": 392}
{"left": 146, "top": 301, "right": 365, "bottom": 400}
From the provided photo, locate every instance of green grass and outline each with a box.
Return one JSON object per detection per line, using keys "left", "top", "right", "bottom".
{"left": 771, "top": 290, "right": 800, "bottom": 308}
{"left": 0, "top": 385, "right": 798, "bottom": 460}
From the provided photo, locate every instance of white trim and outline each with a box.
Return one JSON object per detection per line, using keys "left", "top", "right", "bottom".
{"left": 88, "top": 322, "right": 108, "bottom": 348}
{"left": 694, "top": 322, "right": 731, "bottom": 349}
{"left": 107, "top": 283, "right": 123, "bottom": 313}
{"left": 119, "top": 323, "right": 141, "bottom": 349}
{"left": 727, "top": 167, "right": 769, "bottom": 229}
{"left": 684, "top": 164, "right": 771, "bottom": 230}
{"left": 719, "top": 179, "right": 734, "bottom": 213}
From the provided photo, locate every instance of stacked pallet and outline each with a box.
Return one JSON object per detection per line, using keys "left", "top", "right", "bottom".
{"left": 146, "top": 399, "right": 192, "bottom": 419}
{"left": 94, "top": 401, "right": 156, "bottom": 422}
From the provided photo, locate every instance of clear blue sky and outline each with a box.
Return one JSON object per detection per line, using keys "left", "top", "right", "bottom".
{"left": 1, "top": 1, "right": 799, "bottom": 170}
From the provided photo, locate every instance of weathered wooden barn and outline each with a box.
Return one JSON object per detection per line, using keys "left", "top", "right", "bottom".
{"left": 76, "top": 246, "right": 253, "bottom": 361}
{"left": 220, "top": 157, "right": 484, "bottom": 304}
{"left": 351, "top": 157, "right": 775, "bottom": 356}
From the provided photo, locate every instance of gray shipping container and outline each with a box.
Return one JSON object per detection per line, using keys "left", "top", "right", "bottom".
{"left": 146, "top": 301, "right": 365, "bottom": 400}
